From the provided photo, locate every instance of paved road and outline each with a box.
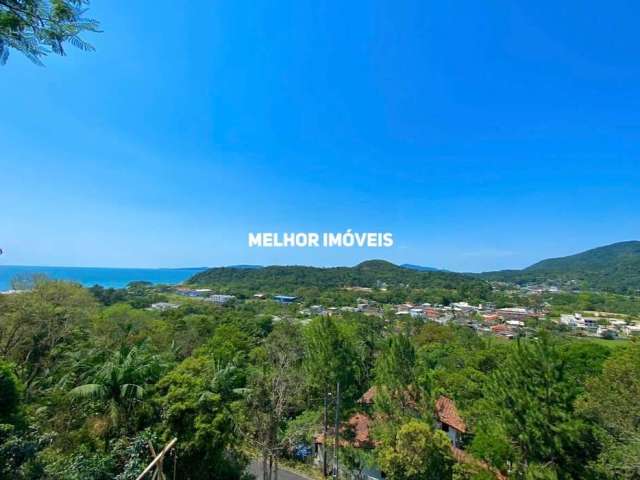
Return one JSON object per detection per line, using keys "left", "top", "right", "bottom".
{"left": 247, "top": 459, "right": 310, "bottom": 480}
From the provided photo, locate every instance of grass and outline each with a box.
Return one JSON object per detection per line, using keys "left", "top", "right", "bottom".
{"left": 570, "top": 336, "right": 633, "bottom": 349}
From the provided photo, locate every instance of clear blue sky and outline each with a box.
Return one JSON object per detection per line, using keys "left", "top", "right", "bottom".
{"left": 1, "top": 1, "right": 639, "bottom": 272}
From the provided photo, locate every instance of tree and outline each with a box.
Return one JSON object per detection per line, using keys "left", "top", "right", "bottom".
{"left": 0, "top": 423, "right": 46, "bottom": 479}
{"left": 560, "top": 341, "right": 611, "bottom": 390}
{"left": 483, "top": 335, "right": 598, "bottom": 478}
{"left": 377, "top": 420, "right": 454, "bottom": 480}
{"left": 243, "top": 321, "right": 305, "bottom": 480}
{"left": 204, "top": 323, "right": 251, "bottom": 365}
{"left": 0, "top": 0, "right": 99, "bottom": 65}
{"left": 70, "top": 344, "right": 165, "bottom": 439}
{"left": 0, "top": 279, "right": 97, "bottom": 395}
{"left": 579, "top": 342, "right": 640, "bottom": 479}
{"left": 40, "top": 446, "right": 115, "bottom": 480}
{"left": 0, "top": 361, "right": 21, "bottom": 423}
{"left": 157, "top": 354, "right": 247, "bottom": 479}
{"left": 339, "top": 313, "right": 385, "bottom": 392}
{"left": 303, "top": 316, "right": 360, "bottom": 403}
{"left": 88, "top": 285, "right": 128, "bottom": 306}
{"left": 374, "top": 334, "right": 419, "bottom": 418}
{"left": 0, "top": 361, "right": 43, "bottom": 479}
{"left": 468, "top": 419, "right": 515, "bottom": 473}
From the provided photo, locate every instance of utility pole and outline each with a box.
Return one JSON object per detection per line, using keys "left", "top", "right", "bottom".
{"left": 333, "top": 381, "right": 340, "bottom": 479}
{"left": 323, "top": 390, "right": 328, "bottom": 477}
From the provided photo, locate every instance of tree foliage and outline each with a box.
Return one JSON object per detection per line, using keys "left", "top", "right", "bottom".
{"left": 0, "top": 0, "right": 99, "bottom": 65}
{"left": 303, "top": 316, "right": 361, "bottom": 402}
{"left": 157, "top": 354, "right": 247, "bottom": 479}
{"left": 377, "top": 420, "right": 454, "bottom": 480}
{"left": 0, "top": 277, "right": 638, "bottom": 479}
{"left": 70, "top": 343, "right": 167, "bottom": 438}
{"left": 579, "top": 342, "right": 640, "bottom": 479}
{"left": 480, "top": 335, "right": 598, "bottom": 478}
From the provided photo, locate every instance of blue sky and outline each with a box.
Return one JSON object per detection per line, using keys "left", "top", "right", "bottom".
{"left": 1, "top": 0, "right": 639, "bottom": 272}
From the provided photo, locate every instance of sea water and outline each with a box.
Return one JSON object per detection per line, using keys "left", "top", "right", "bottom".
{"left": 0, "top": 265, "right": 206, "bottom": 291}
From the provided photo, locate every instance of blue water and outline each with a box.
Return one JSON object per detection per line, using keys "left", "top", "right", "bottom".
{"left": 0, "top": 265, "right": 206, "bottom": 290}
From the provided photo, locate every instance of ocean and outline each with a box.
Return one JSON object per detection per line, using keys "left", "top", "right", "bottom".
{"left": 0, "top": 265, "right": 206, "bottom": 291}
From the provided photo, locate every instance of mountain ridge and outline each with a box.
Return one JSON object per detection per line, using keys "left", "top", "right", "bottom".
{"left": 188, "top": 241, "right": 640, "bottom": 294}
{"left": 479, "top": 241, "right": 640, "bottom": 293}
{"left": 187, "top": 259, "right": 491, "bottom": 297}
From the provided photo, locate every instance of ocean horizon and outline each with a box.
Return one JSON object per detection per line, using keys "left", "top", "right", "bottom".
{"left": 0, "top": 265, "right": 207, "bottom": 291}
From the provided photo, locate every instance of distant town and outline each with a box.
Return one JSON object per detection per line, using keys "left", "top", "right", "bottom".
{"left": 131, "top": 282, "right": 640, "bottom": 343}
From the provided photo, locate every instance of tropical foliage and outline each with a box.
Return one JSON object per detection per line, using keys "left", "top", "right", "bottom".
{"left": 0, "top": 277, "right": 638, "bottom": 479}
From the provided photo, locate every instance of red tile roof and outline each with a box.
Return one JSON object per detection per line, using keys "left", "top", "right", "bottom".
{"left": 435, "top": 396, "right": 467, "bottom": 433}
{"left": 491, "top": 324, "right": 512, "bottom": 333}
{"left": 348, "top": 413, "right": 373, "bottom": 447}
{"left": 314, "top": 412, "right": 375, "bottom": 447}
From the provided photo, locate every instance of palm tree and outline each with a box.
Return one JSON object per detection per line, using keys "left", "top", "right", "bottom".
{"left": 70, "top": 343, "right": 164, "bottom": 436}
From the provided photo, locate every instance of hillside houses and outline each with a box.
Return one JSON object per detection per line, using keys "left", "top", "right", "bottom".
{"left": 559, "top": 312, "right": 640, "bottom": 338}
{"left": 393, "top": 301, "right": 541, "bottom": 339}
{"left": 312, "top": 387, "right": 504, "bottom": 480}
{"left": 624, "top": 324, "right": 640, "bottom": 336}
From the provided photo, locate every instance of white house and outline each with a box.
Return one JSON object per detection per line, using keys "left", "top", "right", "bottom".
{"left": 148, "top": 302, "right": 180, "bottom": 311}
{"left": 207, "top": 294, "right": 236, "bottom": 304}
{"left": 624, "top": 325, "right": 640, "bottom": 337}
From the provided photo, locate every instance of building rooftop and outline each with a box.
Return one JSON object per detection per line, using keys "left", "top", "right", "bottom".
{"left": 435, "top": 396, "right": 466, "bottom": 433}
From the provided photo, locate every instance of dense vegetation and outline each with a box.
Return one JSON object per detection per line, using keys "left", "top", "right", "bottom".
{"left": 189, "top": 260, "right": 492, "bottom": 305}
{"left": 192, "top": 241, "right": 640, "bottom": 299}
{"left": 481, "top": 241, "right": 640, "bottom": 294}
{"left": 1, "top": 277, "right": 639, "bottom": 479}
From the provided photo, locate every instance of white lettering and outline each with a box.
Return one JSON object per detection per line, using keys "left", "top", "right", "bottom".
{"left": 248, "top": 233, "right": 262, "bottom": 247}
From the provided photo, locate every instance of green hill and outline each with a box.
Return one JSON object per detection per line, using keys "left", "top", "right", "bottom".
{"left": 481, "top": 241, "right": 640, "bottom": 294}
{"left": 188, "top": 259, "right": 491, "bottom": 298}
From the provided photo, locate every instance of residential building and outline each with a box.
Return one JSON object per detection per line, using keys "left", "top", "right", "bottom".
{"left": 506, "top": 320, "right": 525, "bottom": 328}
{"left": 176, "top": 287, "right": 212, "bottom": 298}
{"left": 273, "top": 295, "right": 297, "bottom": 304}
{"left": 560, "top": 313, "right": 582, "bottom": 327}
{"left": 608, "top": 319, "right": 627, "bottom": 330}
{"left": 482, "top": 313, "right": 500, "bottom": 324}
{"left": 313, "top": 411, "right": 381, "bottom": 480}
{"left": 491, "top": 324, "right": 514, "bottom": 339}
{"left": 624, "top": 325, "right": 640, "bottom": 337}
{"left": 309, "top": 305, "right": 326, "bottom": 315}
{"left": 435, "top": 396, "right": 467, "bottom": 447}
{"left": 207, "top": 294, "right": 236, "bottom": 305}
{"left": 584, "top": 317, "right": 599, "bottom": 332}
{"left": 597, "top": 326, "right": 618, "bottom": 338}
{"left": 148, "top": 302, "right": 180, "bottom": 311}
{"left": 496, "top": 307, "right": 532, "bottom": 321}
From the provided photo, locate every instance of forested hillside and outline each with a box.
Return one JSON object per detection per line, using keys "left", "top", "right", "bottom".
{"left": 480, "top": 241, "right": 640, "bottom": 294}
{"left": 189, "top": 260, "right": 491, "bottom": 300}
